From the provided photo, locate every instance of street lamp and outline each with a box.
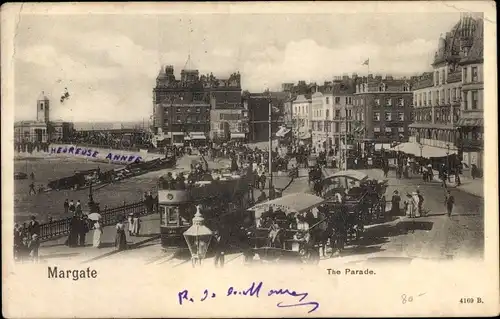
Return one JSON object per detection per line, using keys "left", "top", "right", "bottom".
{"left": 183, "top": 205, "right": 213, "bottom": 267}
{"left": 445, "top": 143, "right": 450, "bottom": 179}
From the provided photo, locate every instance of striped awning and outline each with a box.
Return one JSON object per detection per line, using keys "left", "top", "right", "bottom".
{"left": 456, "top": 118, "right": 483, "bottom": 127}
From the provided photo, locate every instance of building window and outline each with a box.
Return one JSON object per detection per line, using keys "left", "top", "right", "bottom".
{"left": 176, "top": 108, "right": 181, "bottom": 113}
{"left": 176, "top": 116, "right": 181, "bottom": 122}
{"left": 397, "top": 98, "right": 404, "bottom": 107}
{"left": 386, "top": 98, "right": 392, "bottom": 107}
{"left": 196, "top": 107, "right": 200, "bottom": 113}
{"left": 472, "top": 91, "right": 478, "bottom": 109}
{"left": 435, "top": 71, "right": 439, "bottom": 86}
{"left": 472, "top": 67, "right": 478, "bottom": 82}
{"left": 219, "top": 123, "right": 224, "bottom": 130}
{"left": 398, "top": 113, "right": 404, "bottom": 121}
{"left": 374, "top": 127, "right": 381, "bottom": 132}
{"left": 373, "top": 112, "right": 380, "bottom": 121}
{"left": 375, "top": 99, "right": 380, "bottom": 106}
{"left": 385, "top": 112, "right": 392, "bottom": 121}
{"left": 346, "top": 97, "right": 352, "bottom": 105}
{"left": 463, "top": 92, "right": 469, "bottom": 110}
{"left": 326, "top": 97, "right": 330, "bottom": 104}
{"left": 463, "top": 67, "right": 468, "bottom": 83}
{"left": 335, "top": 97, "right": 341, "bottom": 104}
{"left": 335, "top": 110, "right": 340, "bottom": 119}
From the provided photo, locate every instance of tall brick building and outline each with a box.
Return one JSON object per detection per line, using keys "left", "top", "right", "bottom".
{"left": 408, "top": 14, "right": 482, "bottom": 173}
{"left": 152, "top": 66, "right": 244, "bottom": 146}
{"left": 353, "top": 75, "right": 413, "bottom": 152}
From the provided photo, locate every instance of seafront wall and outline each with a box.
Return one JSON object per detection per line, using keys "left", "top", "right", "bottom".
{"left": 14, "top": 143, "right": 164, "bottom": 164}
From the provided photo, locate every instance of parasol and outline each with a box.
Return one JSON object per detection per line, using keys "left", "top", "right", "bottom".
{"left": 87, "top": 213, "right": 102, "bottom": 221}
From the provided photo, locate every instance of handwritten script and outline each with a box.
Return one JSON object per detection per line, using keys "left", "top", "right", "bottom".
{"left": 178, "top": 281, "right": 320, "bottom": 314}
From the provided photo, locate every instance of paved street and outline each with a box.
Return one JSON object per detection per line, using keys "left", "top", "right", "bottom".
{"left": 35, "top": 162, "right": 483, "bottom": 266}
{"left": 322, "top": 168, "right": 484, "bottom": 261}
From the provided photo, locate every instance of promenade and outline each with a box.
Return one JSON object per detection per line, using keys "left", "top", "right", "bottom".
{"left": 37, "top": 214, "right": 161, "bottom": 264}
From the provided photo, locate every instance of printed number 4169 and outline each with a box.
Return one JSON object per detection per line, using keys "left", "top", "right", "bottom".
{"left": 460, "top": 297, "right": 484, "bottom": 304}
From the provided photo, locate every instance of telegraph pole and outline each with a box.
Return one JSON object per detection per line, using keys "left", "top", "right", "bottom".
{"left": 268, "top": 94, "right": 274, "bottom": 199}
{"left": 344, "top": 106, "right": 348, "bottom": 170}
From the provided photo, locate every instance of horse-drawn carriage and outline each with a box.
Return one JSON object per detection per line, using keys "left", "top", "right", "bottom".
{"left": 247, "top": 193, "right": 326, "bottom": 264}
{"left": 320, "top": 170, "right": 389, "bottom": 237}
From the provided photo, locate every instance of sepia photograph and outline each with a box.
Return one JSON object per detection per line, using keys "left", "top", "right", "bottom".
{"left": 2, "top": 2, "right": 498, "bottom": 317}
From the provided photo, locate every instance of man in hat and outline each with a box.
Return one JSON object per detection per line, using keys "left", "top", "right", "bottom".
{"left": 27, "top": 216, "right": 40, "bottom": 237}
{"left": 213, "top": 229, "right": 226, "bottom": 268}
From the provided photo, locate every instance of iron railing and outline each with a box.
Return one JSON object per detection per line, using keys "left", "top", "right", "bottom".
{"left": 38, "top": 200, "right": 157, "bottom": 241}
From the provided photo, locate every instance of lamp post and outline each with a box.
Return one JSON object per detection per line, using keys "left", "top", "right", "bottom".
{"left": 183, "top": 205, "right": 213, "bottom": 268}
{"left": 446, "top": 143, "right": 450, "bottom": 181}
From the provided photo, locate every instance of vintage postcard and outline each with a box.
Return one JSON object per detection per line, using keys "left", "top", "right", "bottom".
{"left": 2, "top": 1, "right": 498, "bottom": 317}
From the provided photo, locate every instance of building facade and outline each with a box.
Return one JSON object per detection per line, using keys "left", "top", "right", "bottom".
{"left": 311, "top": 91, "right": 331, "bottom": 150}
{"left": 152, "top": 65, "right": 244, "bottom": 145}
{"left": 353, "top": 75, "right": 413, "bottom": 151}
{"left": 328, "top": 77, "right": 356, "bottom": 152}
{"left": 456, "top": 16, "right": 484, "bottom": 171}
{"left": 14, "top": 92, "right": 74, "bottom": 144}
{"left": 245, "top": 92, "right": 287, "bottom": 143}
{"left": 408, "top": 14, "right": 480, "bottom": 164}
{"left": 292, "top": 94, "right": 312, "bottom": 142}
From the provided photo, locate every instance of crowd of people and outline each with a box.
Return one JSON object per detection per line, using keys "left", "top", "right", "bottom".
{"left": 14, "top": 216, "right": 41, "bottom": 263}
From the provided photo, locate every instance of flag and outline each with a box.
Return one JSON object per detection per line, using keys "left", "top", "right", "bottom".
{"left": 362, "top": 59, "right": 369, "bottom": 66}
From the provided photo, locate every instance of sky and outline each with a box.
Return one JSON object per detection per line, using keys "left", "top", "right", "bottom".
{"left": 14, "top": 11, "right": 464, "bottom": 122}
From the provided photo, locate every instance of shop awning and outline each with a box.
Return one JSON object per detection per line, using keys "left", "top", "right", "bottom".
{"left": 391, "top": 142, "right": 457, "bottom": 158}
{"left": 230, "top": 133, "right": 246, "bottom": 139}
{"left": 276, "top": 127, "right": 291, "bottom": 137}
{"left": 375, "top": 143, "right": 391, "bottom": 150}
{"left": 189, "top": 132, "right": 207, "bottom": 140}
{"left": 249, "top": 193, "right": 325, "bottom": 220}
{"left": 456, "top": 118, "right": 483, "bottom": 127}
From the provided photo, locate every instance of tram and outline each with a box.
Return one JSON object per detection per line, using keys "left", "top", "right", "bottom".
{"left": 157, "top": 167, "right": 255, "bottom": 250}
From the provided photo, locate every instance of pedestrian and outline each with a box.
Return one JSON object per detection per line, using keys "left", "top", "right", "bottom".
{"left": 390, "top": 190, "right": 401, "bottom": 219}
{"left": 64, "top": 199, "right": 69, "bottom": 214}
{"left": 27, "top": 216, "right": 40, "bottom": 237}
{"left": 213, "top": 229, "right": 226, "bottom": 268}
{"left": 93, "top": 218, "right": 103, "bottom": 248}
{"left": 28, "top": 234, "right": 40, "bottom": 263}
{"left": 75, "top": 200, "right": 82, "bottom": 214}
{"left": 65, "top": 214, "right": 80, "bottom": 247}
{"left": 69, "top": 200, "right": 75, "bottom": 214}
{"left": 30, "top": 172, "right": 35, "bottom": 180}
{"left": 383, "top": 164, "right": 389, "bottom": 178}
{"left": 132, "top": 212, "right": 141, "bottom": 236}
{"left": 28, "top": 182, "right": 36, "bottom": 195}
{"left": 127, "top": 213, "right": 134, "bottom": 236}
{"left": 445, "top": 190, "right": 455, "bottom": 217}
{"left": 79, "top": 215, "right": 90, "bottom": 246}
{"left": 115, "top": 216, "right": 128, "bottom": 251}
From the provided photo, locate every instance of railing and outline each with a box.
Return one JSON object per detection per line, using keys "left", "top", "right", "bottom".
{"left": 38, "top": 200, "right": 157, "bottom": 241}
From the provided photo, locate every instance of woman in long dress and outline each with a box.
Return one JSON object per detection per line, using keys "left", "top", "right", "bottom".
{"left": 115, "top": 218, "right": 127, "bottom": 251}
{"left": 93, "top": 220, "right": 103, "bottom": 248}
{"left": 131, "top": 213, "right": 141, "bottom": 236}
